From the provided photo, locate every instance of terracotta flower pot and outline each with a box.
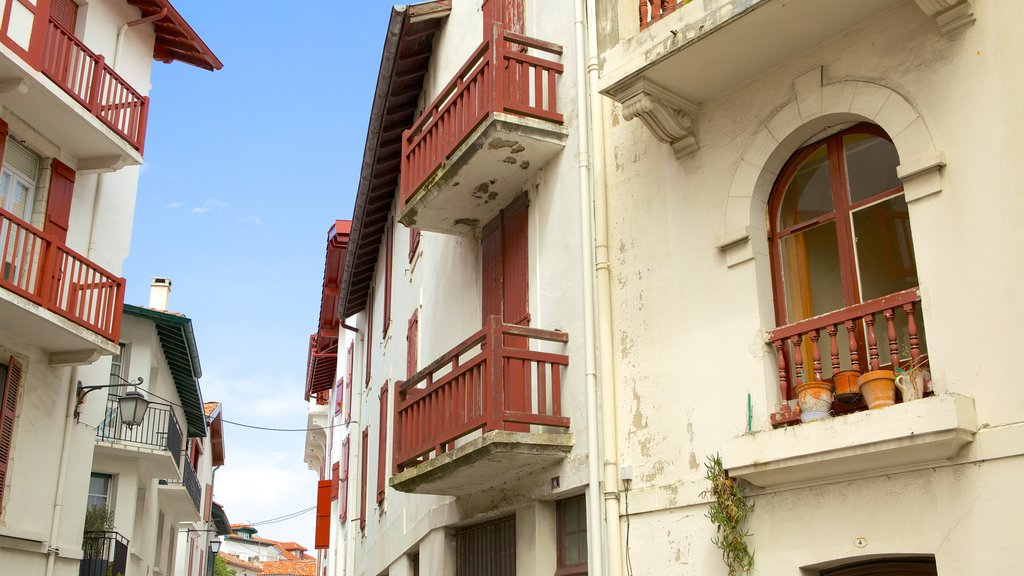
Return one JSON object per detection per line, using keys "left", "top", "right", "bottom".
{"left": 857, "top": 370, "right": 896, "bottom": 409}
{"left": 794, "top": 381, "right": 834, "bottom": 422}
{"left": 832, "top": 370, "right": 862, "bottom": 403}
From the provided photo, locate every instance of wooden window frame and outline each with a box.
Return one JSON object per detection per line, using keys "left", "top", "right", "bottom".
{"left": 376, "top": 382, "right": 389, "bottom": 505}
{"left": 769, "top": 123, "right": 908, "bottom": 328}
{"left": 409, "top": 227, "right": 421, "bottom": 262}
{"left": 556, "top": 495, "right": 588, "bottom": 576}
{"left": 383, "top": 222, "right": 393, "bottom": 336}
{"left": 365, "top": 291, "right": 374, "bottom": 388}
{"left": 768, "top": 123, "right": 920, "bottom": 405}
{"left": 344, "top": 342, "right": 354, "bottom": 424}
{"left": 340, "top": 437, "right": 350, "bottom": 521}
{"left": 407, "top": 311, "right": 418, "bottom": 379}
{"left": 359, "top": 428, "right": 369, "bottom": 532}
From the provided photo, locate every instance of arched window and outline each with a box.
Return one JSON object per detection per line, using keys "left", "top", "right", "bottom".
{"left": 768, "top": 123, "right": 927, "bottom": 413}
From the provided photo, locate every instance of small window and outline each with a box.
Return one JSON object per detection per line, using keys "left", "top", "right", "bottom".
{"left": 455, "top": 515, "right": 515, "bottom": 576}
{"left": 557, "top": 495, "right": 587, "bottom": 575}
{"left": 109, "top": 343, "right": 130, "bottom": 390}
{"left": 0, "top": 138, "right": 39, "bottom": 221}
{"left": 87, "top": 472, "right": 112, "bottom": 509}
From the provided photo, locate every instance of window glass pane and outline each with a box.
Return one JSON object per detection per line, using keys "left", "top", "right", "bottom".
{"left": 0, "top": 172, "right": 10, "bottom": 211}
{"left": 779, "top": 144, "right": 832, "bottom": 229}
{"left": 780, "top": 221, "right": 843, "bottom": 323}
{"left": 88, "top": 473, "right": 111, "bottom": 509}
{"left": 853, "top": 195, "right": 918, "bottom": 301}
{"left": 844, "top": 133, "right": 901, "bottom": 204}
{"left": 10, "top": 180, "right": 30, "bottom": 218}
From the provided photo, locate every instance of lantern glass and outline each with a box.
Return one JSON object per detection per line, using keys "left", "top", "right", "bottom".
{"left": 118, "top": 390, "right": 150, "bottom": 427}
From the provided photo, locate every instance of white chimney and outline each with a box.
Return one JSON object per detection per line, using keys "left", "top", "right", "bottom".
{"left": 149, "top": 277, "right": 172, "bottom": 311}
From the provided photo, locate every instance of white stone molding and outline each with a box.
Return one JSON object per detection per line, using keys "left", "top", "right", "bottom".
{"left": 914, "top": 0, "right": 975, "bottom": 35}
{"left": 719, "top": 72, "right": 944, "bottom": 267}
{"left": 607, "top": 76, "right": 700, "bottom": 158}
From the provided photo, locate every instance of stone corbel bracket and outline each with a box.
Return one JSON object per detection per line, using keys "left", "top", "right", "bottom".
{"left": 914, "top": 0, "right": 975, "bottom": 35}
{"left": 607, "top": 76, "right": 700, "bottom": 158}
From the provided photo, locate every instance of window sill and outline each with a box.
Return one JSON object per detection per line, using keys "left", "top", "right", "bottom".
{"left": 721, "top": 393, "right": 977, "bottom": 489}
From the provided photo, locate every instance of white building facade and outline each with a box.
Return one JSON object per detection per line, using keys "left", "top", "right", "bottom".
{"left": 310, "top": 0, "right": 1023, "bottom": 575}
{"left": 0, "top": 2, "right": 219, "bottom": 575}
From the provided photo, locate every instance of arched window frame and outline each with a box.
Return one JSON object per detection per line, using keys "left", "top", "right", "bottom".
{"left": 768, "top": 122, "right": 910, "bottom": 327}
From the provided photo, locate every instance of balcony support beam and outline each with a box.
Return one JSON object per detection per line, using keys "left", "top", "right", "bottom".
{"left": 606, "top": 76, "right": 699, "bottom": 158}
{"left": 49, "top": 349, "right": 104, "bottom": 367}
{"left": 913, "top": 0, "right": 974, "bottom": 35}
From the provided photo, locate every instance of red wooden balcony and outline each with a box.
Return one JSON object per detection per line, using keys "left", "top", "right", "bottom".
{"left": 40, "top": 18, "right": 149, "bottom": 152}
{"left": 0, "top": 208, "right": 124, "bottom": 353}
{"left": 639, "top": 0, "right": 690, "bottom": 31}
{"left": 398, "top": 25, "right": 568, "bottom": 236}
{"left": 390, "top": 315, "right": 572, "bottom": 495}
{"left": 768, "top": 287, "right": 928, "bottom": 426}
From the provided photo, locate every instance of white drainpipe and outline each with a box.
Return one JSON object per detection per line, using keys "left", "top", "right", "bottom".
{"left": 44, "top": 368, "right": 82, "bottom": 576}
{"left": 572, "top": 1, "right": 607, "bottom": 575}
{"left": 584, "top": 0, "right": 625, "bottom": 573}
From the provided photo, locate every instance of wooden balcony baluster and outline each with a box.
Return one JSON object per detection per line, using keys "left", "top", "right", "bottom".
{"left": 845, "top": 319, "right": 862, "bottom": 372}
{"left": 790, "top": 334, "right": 804, "bottom": 385}
{"left": 773, "top": 340, "right": 788, "bottom": 401}
{"left": 904, "top": 302, "right": 921, "bottom": 366}
{"left": 864, "top": 313, "right": 879, "bottom": 370}
{"left": 809, "top": 331, "right": 822, "bottom": 381}
{"left": 885, "top": 307, "right": 900, "bottom": 369}
{"left": 827, "top": 324, "right": 841, "bottom": 375}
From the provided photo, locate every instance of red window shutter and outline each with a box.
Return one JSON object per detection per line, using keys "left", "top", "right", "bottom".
{"left": 315, "top": 479, "right": 332, "bottom": 549}
{"left": 45, "top": 160, "right": 76, "bottom": 244}
{"left": 331, "top": 462, "right": 340, "bottom": 501}
{"left": 376, "top": 383, "right": 389, "bottom": 504}
{"left": 409, "top": 227, "right": 420, "bottom": 262}
{"left": 0, "top": 120, "right": 9, "bottom": 165}
{"left": 407, "top": 312, "right": 418, "bottom": 378}
{"left": 340, "top": 437, "right": 350, "bottom": 521}
{"left": 344, "top": 343, "right": 354, "bottom": 424}
{"left": 203, "top": 483, "right": 213, "bottom": 522}
{"left": 502, "top": 195, "right": 530, "bottom": 328}
{"left": 365, "top": 291, "right": 373, "bottom": 387}
{"left": 359, "top": 428, "right": 369, "bottom": 531}
{"left": 50, "top": 0, "right": 79, "bottom": 32}
{"left": 0, "top": 356, "right": 24, "bottom": 506}
{"left": 383, "top": 223, "right": 393, "bottom": 335}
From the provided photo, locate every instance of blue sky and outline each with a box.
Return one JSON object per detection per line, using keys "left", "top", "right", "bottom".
{"left": 122, "top": 1, "right": 397, "bottom": 550}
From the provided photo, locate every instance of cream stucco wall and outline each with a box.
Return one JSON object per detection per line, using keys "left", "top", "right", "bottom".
{"left": 598, "top": 0, "right": 1024, "bottom": 574}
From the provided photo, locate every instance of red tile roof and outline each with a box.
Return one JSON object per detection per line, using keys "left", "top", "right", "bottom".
{"left": 260, "top": 560, "right": 315, "bottom": 576}
{"left": 219, "top": 552, "right": 263, "bottom": 572}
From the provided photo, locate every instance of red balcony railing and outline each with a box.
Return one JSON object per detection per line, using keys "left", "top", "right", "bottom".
{"left": 393, "top": 315, "right": 570, "bottom": 473}
{"left": 400, "top": 25, "right": 564, "bottom": 206}
{"left": 0, "top": 208, "right": 124, "bottom": 342}
{"left": 639, "top": 0, "right": 692, "bottom": 30}
{"left": 767, "top": 287, "right": 925, "bottom": 422}
{"left": 40, "top": 19, "right": 149, "bottom": 152}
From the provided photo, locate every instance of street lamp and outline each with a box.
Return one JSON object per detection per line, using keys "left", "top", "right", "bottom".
{"left": 74, "top": 377, "right": 150, "bottom": 427}
{"left": 210, "top": 538, "right": 222, "bottom": 554}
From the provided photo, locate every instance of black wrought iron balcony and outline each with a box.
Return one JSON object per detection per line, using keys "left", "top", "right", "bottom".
{"left": 80, "top": 531, "right": 128, "bottom": 576}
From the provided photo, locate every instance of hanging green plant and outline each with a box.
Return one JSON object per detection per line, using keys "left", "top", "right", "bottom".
{"left": 701, "top": 453, "right": 754, "bottom": 576}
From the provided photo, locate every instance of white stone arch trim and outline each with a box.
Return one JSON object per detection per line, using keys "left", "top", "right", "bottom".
{"left": 716, "top": 67, "right": 946, "bottom": 267}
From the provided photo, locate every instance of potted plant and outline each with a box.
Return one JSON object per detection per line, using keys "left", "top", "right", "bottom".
{"left": 832, "top": 369, "right": 862, "bottom": 403}
{"left": 857, "top": 369, "right": 896, "bottom": 409}
{"left": 894, "top": 356, "right": 930, "bottom": 402}
{"left": 794, "top": 379, "right": 834, "bottom": 422}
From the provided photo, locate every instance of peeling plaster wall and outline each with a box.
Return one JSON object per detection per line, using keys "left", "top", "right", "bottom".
{"left": 602, "top": 1, "right": 1024, "bottom": 574}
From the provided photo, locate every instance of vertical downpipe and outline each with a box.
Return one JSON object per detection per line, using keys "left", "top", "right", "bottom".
{"left": 586, "top": 0, "right": 625, "bottom": 573}
{"left": 44, "top": 368, "right": 80, "bottom": 576}
{"left": 572, "top": 0, "right": 607, "bottom": 575}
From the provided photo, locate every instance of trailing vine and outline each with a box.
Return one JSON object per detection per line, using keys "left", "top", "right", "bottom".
{"left": 701, "top": 453, "right": 754, "bottom": 576}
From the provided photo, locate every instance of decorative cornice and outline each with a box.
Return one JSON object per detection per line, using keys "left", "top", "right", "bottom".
{"left": 607, "top": 76, "right": 700, "bottom": 158}
{"left": 914, "top": 0, "right": 975, "bottom": 35}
